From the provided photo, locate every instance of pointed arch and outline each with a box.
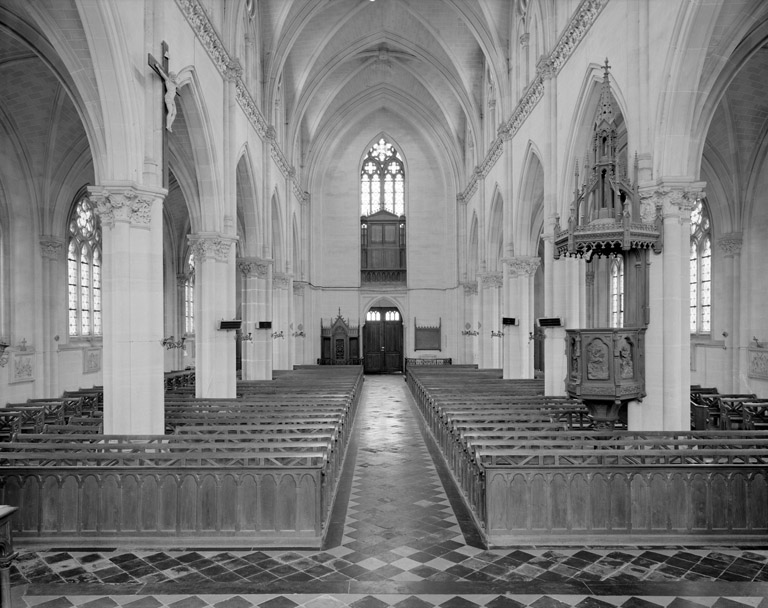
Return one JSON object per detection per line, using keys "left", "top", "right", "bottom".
{"left": 271, "top": 189, "right": 284, "bottom": 273}
{"left": 516, "top": 141, "right": 545, "bottom": 255}
{"left": 236, "top": 146, "right": 261, "bottom": 257}
{"left": 487, "top": 185, "right": 504, "bottom": 272}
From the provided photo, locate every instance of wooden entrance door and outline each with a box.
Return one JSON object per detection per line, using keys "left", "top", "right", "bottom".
{"left": 363, "top": 307, "right": 403, "bottom": 373}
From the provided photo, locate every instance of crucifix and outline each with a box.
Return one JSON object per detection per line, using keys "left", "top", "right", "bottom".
{"left": 148, "top": 41, "right": 178, "bottom": 188}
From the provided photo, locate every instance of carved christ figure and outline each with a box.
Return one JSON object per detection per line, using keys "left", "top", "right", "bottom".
{"left": 161, "top": 70, "right": 179, "bottom": 132}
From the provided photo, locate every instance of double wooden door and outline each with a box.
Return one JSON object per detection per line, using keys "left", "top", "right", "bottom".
{"left": 363, "top": 307, "right": 403, "bottom": 373}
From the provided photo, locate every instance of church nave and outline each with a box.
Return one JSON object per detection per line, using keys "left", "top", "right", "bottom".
{"left": 11, "top": 376, "right": 768, "bottom": 608}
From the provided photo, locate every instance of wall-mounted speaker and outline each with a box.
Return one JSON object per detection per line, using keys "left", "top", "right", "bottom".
{"left": 502, "top": 317, "right": 518, "bottom": 326}
{"left": 218, "top": 319, "right": 242, "bottom": 331}
{"left": 258, "top": 321, "right": 272, "bottom": 329}
{"left": 537, "top": 317, "right": 563, "bottom": 327}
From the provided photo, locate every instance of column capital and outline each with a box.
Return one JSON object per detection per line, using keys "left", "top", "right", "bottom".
{"left": 188, "top": 232, "right": 238, "bottom": 263}
{"left": 273, "top": 272, "right": 292, "bottom": 289}
{"left": 238, "top": 256, "right": 272, "bottom": 278}
{"left": 503, "top": 256, "right": 541, "bottom": 277}
{"left": 718, "top": 233, "right": 743, "bottom": 257}
{"left": 640, "top": 182, "right": 706, "bottom": 223}
{"left": 461, "top": 281, "right": 478, "bottom": 296}
{"left": 479, "top": 271, "right": 503, "bottom": 289}
{"left": 293, "top": 280, "right": 308, "bottom": 294}
{"left": 88, "top": 183, "right": 166, "bottom": 229}
{"left": 39, "top": 237, "right": 65, "bottom": 260}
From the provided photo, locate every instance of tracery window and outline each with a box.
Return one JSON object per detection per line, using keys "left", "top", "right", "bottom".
{"left": 385, "top": 310, "right": 400, "bottom": 322}
{"left": 610, "top": 256, "right": 624, "bottom": 328}
{"left": 184, "top": 252, "right": 195, "bottom": 334}
{"left": 366, "top": 310, "right": 381, "bottom": 322}
{"left": 361, "top": 138, "right": 404, "bottom": 216}
{"left": 690, "top": 199, "right": 712, "bottom": 334}
{"left": 67, "top": 196, "right": 101, "bottom": 337}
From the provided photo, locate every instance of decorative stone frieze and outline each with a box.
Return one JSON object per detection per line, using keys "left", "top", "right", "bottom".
{"left": 549, "top": 0, "right": 607, "bottom": 73}
{"left": 223, "top": 59, "right": 243, "bottom": 82}
{"left": 718, "top": 233, "right": 743, "bottom": 257}
{"left": 235, "top": 81, "right": 269, "bottom": 138}
{"left": 479, "top": 272, "right": 503, "bottom": 289}
{"left": 174, "top": 0, "right": 231, "bottom": 76}
{"left": 188, "top": 233, "right": 237, "bottom": 263}
{"left": 462, "top": 281, "right": 478, "bottom": 296}
{"left": 88, "top": 185, "right": 164, "bottom": 228}
{"left": 503, "top": 256, "right": 541, "bottom": 277}
{"left": 238, "top": 256, "right": 271, "bottom": 279}
{"left": 39, "top": 238, "right": 64, "bottom": 260}
{"left": 273, "top": 272, "right": 292, "bottom": 289}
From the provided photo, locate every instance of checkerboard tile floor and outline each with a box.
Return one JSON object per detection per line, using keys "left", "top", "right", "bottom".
{"left": 11, "top": 375, "right": 768, "bottom": 608}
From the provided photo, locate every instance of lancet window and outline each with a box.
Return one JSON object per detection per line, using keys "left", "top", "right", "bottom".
{"left": 67, "top": 196, "right": 101, "bottom": 337}
{"left": 360, "top": 138, "right": 404, "bottom": 216}
{"left": 690, "top": 199, "right": 712, "bottom": 334}
{"left": 184, "top": 252, "right": 195, "bottom": 335}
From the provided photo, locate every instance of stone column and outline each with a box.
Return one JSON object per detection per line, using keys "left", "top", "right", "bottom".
{"left": 719, "top": 234, "right": 743, "bottom": 392}
{"left": 39, "top": 238, "right": 65, "bottom": 397}
{"left": 461, "top": 281, "right": 479, "bottom": 364}
{"left": 503, "top": 256, "right": 540, "bottom": 379}
{"left": 189, "top": 233, "right": 238, "bottom": 398}
{"left": 88, "top": 183, "right": 166, "bottom": 435}
{"left": 479, "top": 272, "right": 502, "bottom": 369}
{"left": 272, "top": 272, "right": 292, "bottom": 370}
{"left": 633, "top": 185, "right": 703, "bottom": 430}
{"left": 293, "top": 281, "right": 308, "bottom": 364}
{"left": 238, "top": 257, "right": 272, "bottom": 380}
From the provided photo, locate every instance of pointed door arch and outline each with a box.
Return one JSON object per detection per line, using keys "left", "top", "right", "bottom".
{"left": 363, "top": 307, "right": 403, "bottom": 373}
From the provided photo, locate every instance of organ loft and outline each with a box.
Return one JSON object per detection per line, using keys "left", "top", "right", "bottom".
{"left": 0, "top": 1, "right": 767, "bottom": 607}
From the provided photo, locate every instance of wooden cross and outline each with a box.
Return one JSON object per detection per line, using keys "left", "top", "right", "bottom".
{"left": 148, "top": 41, "right": 178, "bottom": 188}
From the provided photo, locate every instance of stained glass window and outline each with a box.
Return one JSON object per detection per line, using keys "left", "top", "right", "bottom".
{"left": 690, "top": 199, "right": 711, "bottom": 334}
{"left": 67, "top": 196, "right": 101, "bottom": 337}
{"left": 360, "top": 138, "right": 405, "bottom": 216}
{"left": 185, "top": 252, "right": 195, "bottom": 334}
{"left": 610, "top": 256, "right": 624, "bottom": 328}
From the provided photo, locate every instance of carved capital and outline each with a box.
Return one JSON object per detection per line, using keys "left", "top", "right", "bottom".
{"left": 519, "top": 32, "right": 530, "bottom": 47}
{"left": 188, "top": 233, "right": 237, "bottom": 263}
{"left": 273, "top": 272, "right": 292, "bottom": 289}
{"left": 462, "top": 281, "right": 478, "bottom": 296}
{"left": 40, "top": 237, "right": 64, "bottom": 260}
{"left": 479, "top": 271, "right": 503, "bottom": 289}
{"left": 238, "top": 256, "right": 271, "bottom": 278}
{"left": 293, "top": 280, "right": 307, "bottom": 294}
{"left": 88, "top": 185, "right": 164, "bottom": 228}
{"left": 642, "top": 185, "right": 705, "bottom": 223}
{"left": 718, "top": 233, "right": 743, "bottom": 257}
{"left": 503, "top": 256, "right": 540, "bottom": 277}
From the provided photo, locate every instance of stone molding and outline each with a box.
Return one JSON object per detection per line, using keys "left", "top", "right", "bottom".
{"left": 459, "top": 0, "right": 605, "bottom": 203}
{"left": 479, "top": 271, "right": 503, "bottom": 289}
{"left": 718, "top": 233, "right": 743, "bottom": 257}
{"left": 273, "top": 272, "right": 292, "bottom": 289}
{"left": 40, "top": 237, "right": 64, "bottom": 261}
{"left": 88, "top": 185, "right": 165, "bottom": 228}
{"left": 176, "top": 273, "right": 188, "bottom": 287}
{"left": 188, "top": 233, "right": 237, "bottom": 263}
{"left": 238, "top": 256, "right": 272, "bottom": 279}
{"left": 176, "top": 0, "right": 307, "bottom": 202}
{"left": 503, "top": 256, "right": 540, "bottom": 277}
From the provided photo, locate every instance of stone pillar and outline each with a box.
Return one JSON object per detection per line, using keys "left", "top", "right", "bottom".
{"left": 293, "top": 281, "right": 308, "bottom": 363}
{"left": 39, "top": 238, "right": 65, "bottom": 397}
{"left": 479, "top": 272, "right": 503, "bottom": 369}
{"left": 719, "top": 234, "right": 743, "bottom": 392}
{"left": 461, "top": 281, "right": 479, "bottom": 364}
{"left": 189, "top": 233, "right": 238, "bottom": 398}
{"left": 89, "top": 183, "right": 165, "bottom": 435}
{"left": 272, "top": 272, "right": 292, "bottom": 370}
{"left": 238, "top": 257, "right": 272, "bottom": 380}
{"left": 503, "top": 256, "right": 540, "bottom": 379}
{"left": 631, "top": 185, "right": 703, "bottom": 430}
